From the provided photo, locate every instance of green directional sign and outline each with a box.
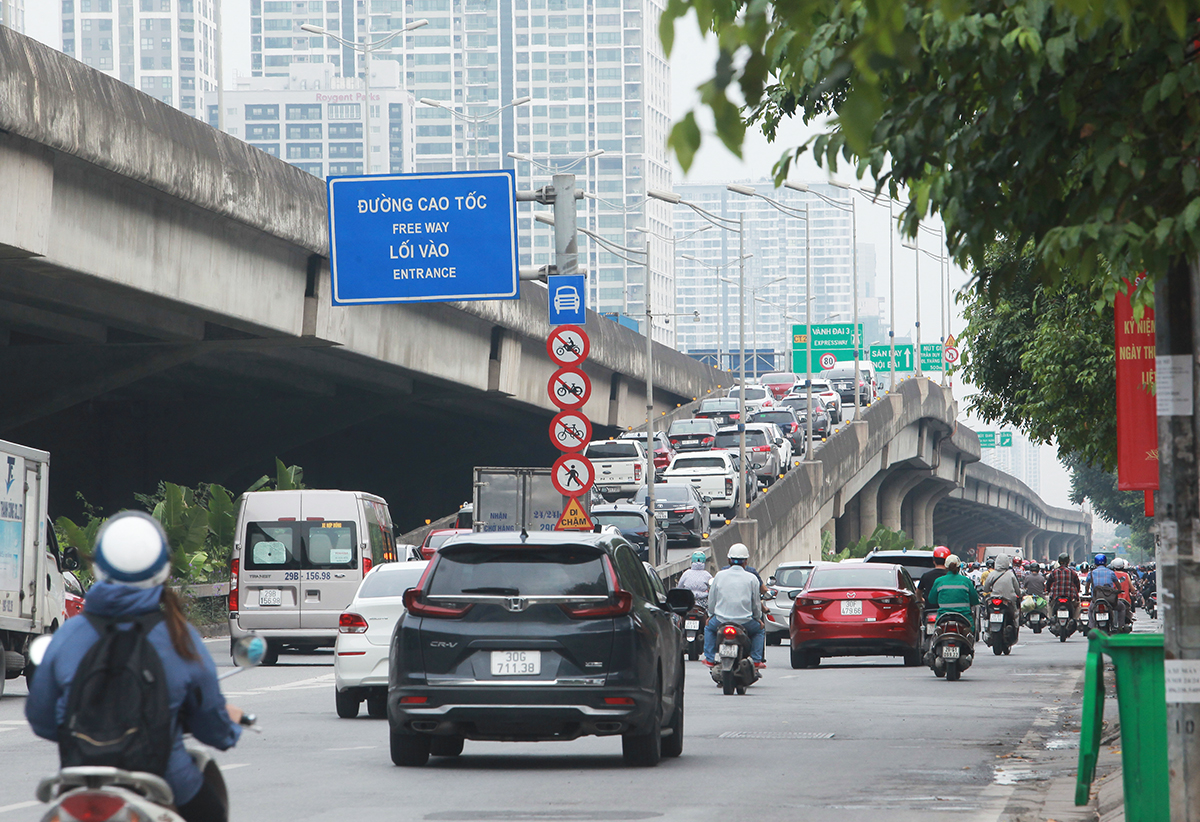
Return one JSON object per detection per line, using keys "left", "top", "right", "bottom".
{"left": 978, "top": 431, "right": 996, "bottom": 448}
{"left": 792, "top": 323, "right": 864, "bottom": 351}
{"left": 999, "top": 432, "right": 1013, "bottom": 447}
{"left": 920, "top": 343, "right": 945, "bottom": 371}
{"left": 869, "top": 344, "right": 915, "bottom": 372}
{"left": 793, "top": 348, "right": 855, "bottom": 372}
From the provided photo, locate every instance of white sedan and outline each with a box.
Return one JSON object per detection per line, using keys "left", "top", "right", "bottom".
{"left": 334, "top": 560, "right": 429, "bottom": 719}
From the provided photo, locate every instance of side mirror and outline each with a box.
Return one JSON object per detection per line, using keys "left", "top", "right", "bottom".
{"left": 775, "top": 438, "right": 784, "bottom": 446}
{"left": 666, "top": 587, "right": 695, "bottom": 615}
{"left": 762, "top": 590, "right": 776, "bottom": 601}
{"left": 768, "top": 575, "right": 777, "bottom": 586}
{"left": 702, "top": 495, "right": 712, "bottom": 503}
{"left": 62, "top": 547, "right": 81, "bottom": 572}
{"left": 788, "top": 590, "right": 801, "bottom": 600}
{"left": 231, "top": 635, "right": 268, "bottom": 668}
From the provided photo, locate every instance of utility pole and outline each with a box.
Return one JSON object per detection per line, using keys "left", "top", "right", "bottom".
{"left": 643, "top": 232, "right": 658, "bottom": 565}
{"left": 1157, "top": 255, "right": 1200, "bottom": 818}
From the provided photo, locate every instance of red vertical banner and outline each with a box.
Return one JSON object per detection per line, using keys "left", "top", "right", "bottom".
{"left": 1114, "top": 276, "right": 1158, "bottom": 491}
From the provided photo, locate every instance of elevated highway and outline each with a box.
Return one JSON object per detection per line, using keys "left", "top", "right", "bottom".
{"left": 0, "top": 29, "right": 726, "bottom": 526}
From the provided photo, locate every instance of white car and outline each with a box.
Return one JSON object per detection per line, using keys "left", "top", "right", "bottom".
{"left": 334, "top": 560, "right": 429, "bottom": 719}
{"left": 789, "top": 379, "right": 842, "bottom": 423}
{"left": 727, "top": 384, "right": 775, "bottom": 414}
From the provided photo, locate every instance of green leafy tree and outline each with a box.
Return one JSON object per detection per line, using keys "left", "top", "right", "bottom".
{"left": 661, "top": 0, "right": 1200, "bottom": 295}
{"left": 957, "top": 242, "right": 1117, "bottom": 470}
{"left": 245, "top": 458, "right": 305, "bottom": 493}
{"left": 1066, "top": 454, "right": 1153, "bottom": 556}
{"left": 825, "top": 524, "right": 915, "bottom": 561}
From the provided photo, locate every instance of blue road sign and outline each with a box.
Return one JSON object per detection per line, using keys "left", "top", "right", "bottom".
{"left": 327, "top": 170, "right": 518, "bottom": 305}
{"left": 548, "top": 274, "right": 587, "bottom": 326}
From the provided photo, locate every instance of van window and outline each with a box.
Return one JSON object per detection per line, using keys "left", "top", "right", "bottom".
{"left": 364, "top": 501, "right": 396, "bottom": 563}
{"left": 244, "top": 521, "right": 359, "bottom": 571}
{"left": 715, "top": 430, "right": 768, "bottom": 448}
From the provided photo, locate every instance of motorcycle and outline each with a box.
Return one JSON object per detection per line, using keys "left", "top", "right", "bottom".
{"left": 709, "top": 622, "right": 759, "bottom": 695}
{"left": 921, "top": 609, "right": 939, "bottom": 657}
{"left": 1020, "top": 596, "right": 1048, "bottom": 634}
{"left": 1048, "top": 596, "right": 1079, "bottom": 643}
{"left": 31, "top": 636, "right": 264, "bottom": 822}
{"left": 927, "top": 612, "right": 975, "bottom": 681}
{"left": 1090, "top": 596, "right": 1115, "bottom": 632}
{"left": 682, "top": 603, "right": 707, "bottom": 661}
{"left": 1147, "top": 590, "right": 1159, "bottom": 620}
{"left": 983, "top": 596, "right": 1017, "bottom": 655}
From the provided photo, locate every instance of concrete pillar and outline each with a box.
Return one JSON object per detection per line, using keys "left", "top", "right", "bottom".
{"left": 910, "top": 481, "right": 953, "bottom": 548}
{"left": 879, "top": 470, "right": 927, "bottom": 534}
{"left": 856, "top": 470, "right": 890, "bottom": 542}
{"left": 836, "top": 493, "right": 862, "bottom": 552}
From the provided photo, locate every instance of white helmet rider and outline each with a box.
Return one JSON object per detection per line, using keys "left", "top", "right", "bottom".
{"left": 727, "top": 543, "right": 749, "bottom": 562}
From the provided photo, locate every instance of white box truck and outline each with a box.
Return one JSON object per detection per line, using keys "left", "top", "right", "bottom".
{"left": 0, "top": 439, "right": 66, "bottom": 697}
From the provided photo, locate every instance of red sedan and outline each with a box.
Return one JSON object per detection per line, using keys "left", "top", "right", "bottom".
{"left": 788, "top": 563, "right": 923, "bottom": 669}
{"left": 419, "top": 528, "right": 472, "bottom": 560}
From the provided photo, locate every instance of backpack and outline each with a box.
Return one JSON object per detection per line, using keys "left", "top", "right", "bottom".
{"left": 59, "top": 612, "right": 174, "bottom": 775}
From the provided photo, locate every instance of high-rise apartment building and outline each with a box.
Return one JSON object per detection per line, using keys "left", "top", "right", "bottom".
{"left": 2, "top": 0, "right": 25, "bottom": 31}
{"left": 59, "top": 0, "right": 218, "bottom": 119}
{"left": 671, "top": 181, "right": 854, "bottom": 370}
{"left": 980, "top": 429, "right": 1042, "bottom": 495}
{"left": 246, "top": 0, "right": 672, "bottom": 340}
{"left": 216, "top": 62, "right": 416, "bottom": 177}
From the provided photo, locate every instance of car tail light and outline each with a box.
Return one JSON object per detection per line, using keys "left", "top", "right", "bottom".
{"left": 925, "top": 612, "right": 937, "bottom": 623}
{"left": 725, "top": 478, "right": 734, "bottom": 495}
{"left": 673, "top": 508, "right": 690, "bottom": 514}
{"left": 669, "top": 438, "right": 682, "bottom": 447}
{"left": 634, "top": 463, "right": 642, "bottom": 482}
{"left": 339, "top": 612, "right": 368, "bottom": 633}
{"left": 228, "top": 558, "right": 239, "bottom": 614}
{"left": 60, "top": 793, "right": 126, "bottom": 822}
{"left": 766, "top": 612, "right": 777, "bottom": 622}
{"left": 876, "top": 597, "right": 901, "bottom": 605}
{"left": 402, "top": 588, "right": 474, "bottom": 619}
{"left": 722, "top": 625, "right": 738, "bottom": 637}
{"left": 604, "top": 697, "right": 636, "bottom": 705}
{"left": 752, "top": 446, "right": 770, "bottom": 452}
{"left": 362, "top": 555, "right": 373, "bottom": 577}
{"left": 400, "top": 696, "right": 428, "bottom": 704}
{"left": 729, "top": 413, "right": 740, "bottom": 420}
{"left": 562, "top": 555, "right": 634, "bottom": 618}
{"left": 798, "top": 597, "right": 828, "bottom": 608}
{"left": 701, "top": 436, "right": 715, "bottom": 446}
{"left": 991, "top": 598, "right": 1004, "bottom": 607}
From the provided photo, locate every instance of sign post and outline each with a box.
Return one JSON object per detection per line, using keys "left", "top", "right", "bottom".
{"left": 547, "top": 322, "right": 594, "bottom": 532}
{"left": 327, "top": 170, "right": 519, "bottom": 304}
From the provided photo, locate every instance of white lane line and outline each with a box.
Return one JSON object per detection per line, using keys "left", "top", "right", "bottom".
{"left": 221, "top": 763, "right": 250, "bottom": 770}
{"left": 0, "top": 801, "right": 40, "bottom": 814}
{"left": 0, "top": 720, "right": 27, "bottom": 725}
{"left": 328, "top": 746, "right": 377, "bottom": 751}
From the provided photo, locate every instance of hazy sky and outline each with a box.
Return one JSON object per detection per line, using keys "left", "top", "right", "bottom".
{"left": 21, "top": 2, "right": 1076, "bottom": 508}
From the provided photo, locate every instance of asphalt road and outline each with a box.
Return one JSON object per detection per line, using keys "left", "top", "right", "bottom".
{"left": 0, "top": 623, "right": 1109, "bottom": 822}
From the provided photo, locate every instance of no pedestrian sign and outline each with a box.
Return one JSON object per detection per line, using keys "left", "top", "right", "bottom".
{"left": 327, "top": 170, "right": 518, "bottom": 305}
{"left": 555, "top": 497, "right": 594, "bottom": 531}
{"left": 552, "top": 454, "right": 594, "bottom": 496}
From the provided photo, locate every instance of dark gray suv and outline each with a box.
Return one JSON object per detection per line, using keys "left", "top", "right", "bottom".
{"left": 388, "top": 531, "right": 694, "bottom": 767}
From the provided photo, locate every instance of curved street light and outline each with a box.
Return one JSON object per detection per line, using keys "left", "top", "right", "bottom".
{"left": 420, "top": 96, "right": 532, "bottom": 170}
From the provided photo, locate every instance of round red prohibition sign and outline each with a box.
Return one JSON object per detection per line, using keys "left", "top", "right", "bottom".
{"left": 550, "top": 410, "right": 593, "bottom": 453}
{"left": 548, "top": 366, "right": 592, "bottom": 410}
{"left": 547, "top": 325, "right": 590, "bottom": 367}
{"left": 819, "top": 352, "right": 837, "bottom": 370}
{"left": 943, "top": 346, "right": 961, "bottom": 365}
{"left": 552, "top": 453, "right": 595, "bottom": 496}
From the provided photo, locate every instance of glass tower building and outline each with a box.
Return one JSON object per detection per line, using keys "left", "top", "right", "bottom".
{"left": 59, "top": 0, "right": 218, "bottom": 119}
{"left": 2, "top": 0, "right": 25, "bottom": 31}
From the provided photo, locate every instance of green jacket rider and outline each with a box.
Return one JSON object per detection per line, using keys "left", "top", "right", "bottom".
{"left": 926, "top": 555, "right": 979, "bottom": 631}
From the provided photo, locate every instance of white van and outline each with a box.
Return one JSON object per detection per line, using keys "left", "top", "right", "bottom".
{"left": 228, "top": 490, "right": 397, "bottom": 664}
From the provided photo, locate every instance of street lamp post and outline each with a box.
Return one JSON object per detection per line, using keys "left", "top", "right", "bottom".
{"left": 649, "top": 188, "right": 750, "bottom": 519}
{"left": 856, "top": 188, "right": 904, "bottom": 392}
{"left": 301, "top": 19, "right": 428, "bottom": 174}
{"left": 720, "top": 275, "right": 786, "bottom": 381}
{"left": 682, "top": 253, "right": 751, "bottom": 370}
{"left": 420, "top": 96, "right": 533, "bottom": 170}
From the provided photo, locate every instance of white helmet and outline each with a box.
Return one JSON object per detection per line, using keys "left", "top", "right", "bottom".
{"left": 1111, "top": 557, "right": 1128, "bottom": 570}
{"left": 93, "top": 511, "right": 171, "bottom": 589}
{"left": 727, "top": 543, "right": 750, "bottom": 561}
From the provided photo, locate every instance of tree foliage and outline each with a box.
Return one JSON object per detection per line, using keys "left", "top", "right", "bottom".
{"left": 662, "top": 0, "right": 1200, "bottom": 293}
{"left": 824, "top": 523, "right": 915, "bottom": 561}
{"left": 957, "top": 241, "right": 1116, "bottom": 470}
{"left": 1065, "top": 453, "right": 1153, "bottom": 554}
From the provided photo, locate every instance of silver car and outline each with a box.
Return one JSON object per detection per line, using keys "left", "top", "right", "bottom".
{"left": 764, "top": 561, "right": 823, "bottom": 644}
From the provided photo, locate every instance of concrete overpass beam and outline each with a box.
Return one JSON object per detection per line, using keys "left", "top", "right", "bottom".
{"left": 856, "top": 469, "right": 891, "bottom": 541}
{"left": 910, "top": 480, "right": 954, "bottom": 548}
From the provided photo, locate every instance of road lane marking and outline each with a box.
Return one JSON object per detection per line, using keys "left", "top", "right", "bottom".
{"left": 222, "top": 673, "right": 335, "bottom": 698}
{"left": 0, "top": 801, "right": 40, "bottom": 814}
{"left": 221, "top": 763, "right": 250, "bottom": 770}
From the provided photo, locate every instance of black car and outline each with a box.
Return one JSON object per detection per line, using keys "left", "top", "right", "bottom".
{"left": 667, "top": 418, "right": 718, "bottom": 451}
{"left": 780, "top": 395, "right": 831, "bottom": 438}
{"left": 630, "top": 482, "right": 711, "bottom": 547}
{"left": 388, "top": 532, "right": 694, "bottom": 767}
{"left": 694, "top": 398, "right": 742, "bottom": 426}
{"left": 591, "top": 502, "right": 667, "bottom": 561}
{"left": 863, "top": 549, "right": 938, "bottom": 582}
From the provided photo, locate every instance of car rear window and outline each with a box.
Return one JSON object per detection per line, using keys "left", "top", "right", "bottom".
{"left": 698, "top": 399, "right": 739, "bottom": 412}
{"left": 633, "top": 485, "right": 693, "bottom": 504}
{"left": 592, "top": 512, "right": 646, "bottom": 531}
{"left": 731, "top": 387, "right": 767, "bottom": 399}
{"left": 357, "top": 564, "right": 428, "bottom": 598}
{"left": 669, "top": 420, "right": 714, "bottom": 435}
{"left": 762, "top": 373, "right": 795, "bottom": 385}
{"left": 670, "top": 457, "right": 727, "bottom": 470}
{"left": 715, "top": 430, "right": 768, "bottom": 448}
{"left": 807, "top": 567, "right": 899, "bottom": 590}
{"left": 585, "top": 442, "right": 641, "bottom": 459}
{"left": 752, "top": 412, "right": 794, "bottom": 424}
{"left": 866, "top": 554, "right": 935, "bottom": 568}
{"left": 427, "top": 546, "right": 609, "bottom": 597}
{"left": 775, "top": 567, "right": 813, "bottom": 588}
{"left": 245, "top": 521, "right": 358, "bottom": 570}
{"left": 426, "top": 532, "right": 463, "bottom": 550}
{"left": 783, "top": 398, "right": 826, "bottom": 412}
